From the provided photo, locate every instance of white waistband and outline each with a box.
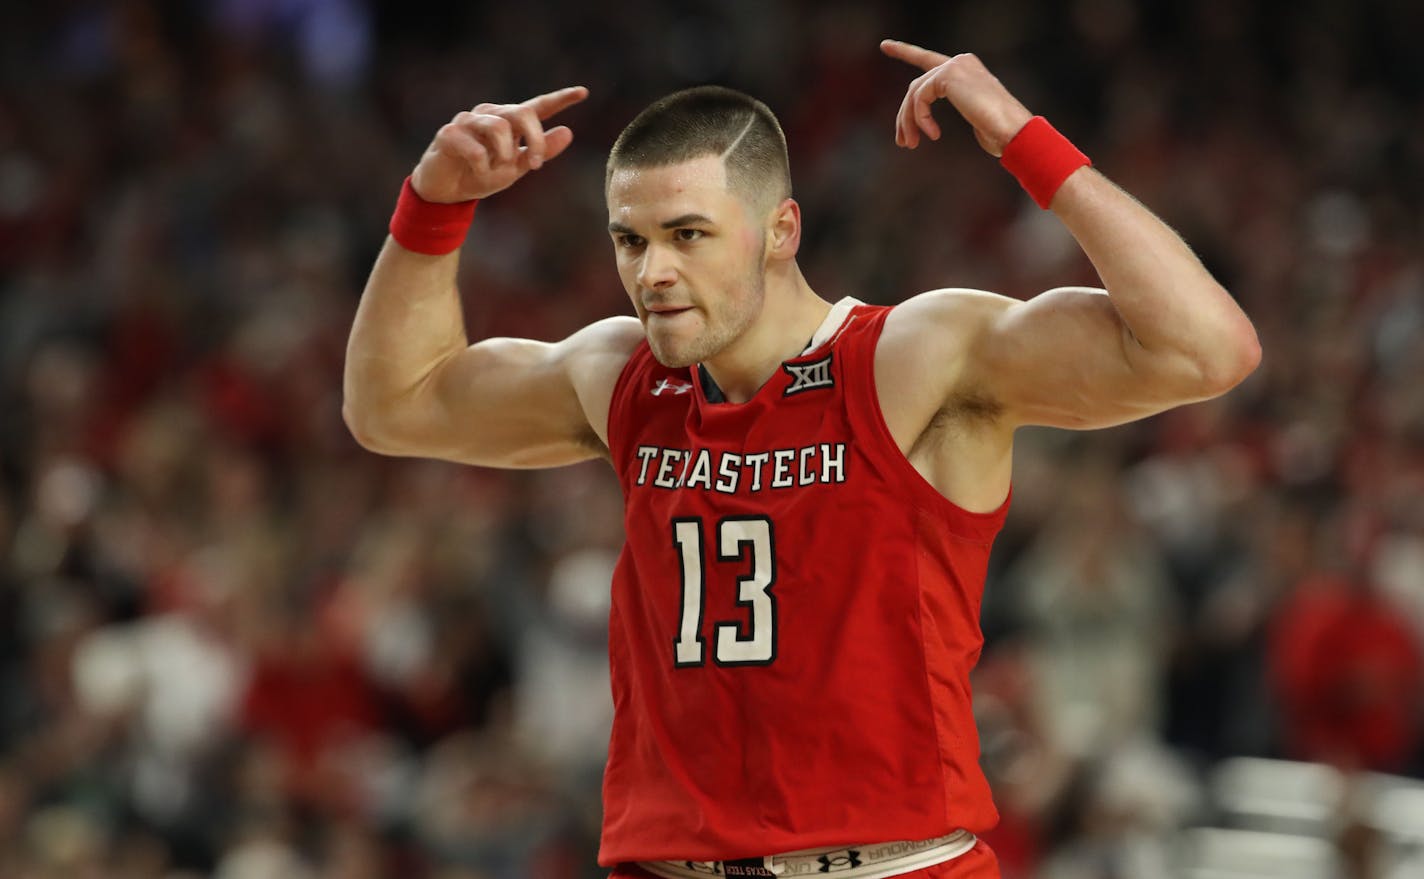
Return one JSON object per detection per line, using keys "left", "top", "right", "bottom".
{"left": 636, "top": 830, "right": 977, "bottom": 879}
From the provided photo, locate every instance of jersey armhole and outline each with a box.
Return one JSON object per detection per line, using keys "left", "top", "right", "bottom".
{"left": 847, "top": 305, "right": 1010, "bottom": 544}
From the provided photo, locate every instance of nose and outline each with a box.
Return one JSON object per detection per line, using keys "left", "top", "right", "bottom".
{"left": 636, "top": 244, "right": 677, "bottom": 291}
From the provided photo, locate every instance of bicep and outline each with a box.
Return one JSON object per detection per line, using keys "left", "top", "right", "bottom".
{"left": 406, "top": 318, "right": 640, "bottom": 468}
{"left": 978, "top": 287, "right": 1209, "bottom": 430}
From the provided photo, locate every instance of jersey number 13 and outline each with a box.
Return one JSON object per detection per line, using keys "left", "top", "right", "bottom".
{"left": 671, "top": 516, "right": 777, "bottom": 667}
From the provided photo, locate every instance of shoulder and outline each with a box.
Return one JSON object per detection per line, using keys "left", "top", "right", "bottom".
{"left": 867, "top": 289, "right": 1013, "bottom": 452}
{"left": 558, "top": 316, "right": 646, "bottom": 384}
{"left": 876, "top": 288, "right": 1016, "bottom": 393}
{"left": 558, "top": 315, "right": 647, "bottom": 451}
{"left": 562, "top": 315, "right": 646, "bottom": 361}
{"left": 880, "top": 288, "right": 1016, "bottom": 345}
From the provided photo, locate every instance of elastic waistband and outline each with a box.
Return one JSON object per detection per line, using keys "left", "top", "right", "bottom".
{"left": 636, "top": 830, "right": 977, "bottom": 879}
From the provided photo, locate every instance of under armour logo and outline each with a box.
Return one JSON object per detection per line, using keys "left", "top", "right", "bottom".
{"left": 817, "top": 850, "right": 862, "bottom": 873}
{"left": 653, "top": 378, "right": 694, "bottom": 396}
{"left": 783, "top": 354, "right": 834, "bottom": 396}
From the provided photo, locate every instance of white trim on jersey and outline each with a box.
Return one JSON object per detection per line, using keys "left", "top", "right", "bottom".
{"left": 799, "top": 297, "right": 863, "bottom": 356}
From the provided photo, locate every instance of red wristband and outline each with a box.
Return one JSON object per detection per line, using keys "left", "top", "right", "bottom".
{"left": 999, "top": 116, "right": 1091, "bottom": 209}
{"left": 388, "top": 176, "right": 478, "bottom": 255}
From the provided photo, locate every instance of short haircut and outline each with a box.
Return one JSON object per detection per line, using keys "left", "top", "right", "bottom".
{"left": 606, "top": 85, "right": 792, "bottom": 215}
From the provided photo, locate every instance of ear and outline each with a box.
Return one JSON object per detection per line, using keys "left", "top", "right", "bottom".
{"left": 766, "top": 198, "right": 801, "bottom": 260}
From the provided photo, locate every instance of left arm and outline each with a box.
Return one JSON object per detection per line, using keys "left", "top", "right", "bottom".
{"left": 881, "top": 41, "right": 1260, "bottom": 430}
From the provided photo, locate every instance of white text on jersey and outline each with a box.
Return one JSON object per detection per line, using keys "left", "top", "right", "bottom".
{"left": 633, "top": 444, "right": 848, "bottom": 493}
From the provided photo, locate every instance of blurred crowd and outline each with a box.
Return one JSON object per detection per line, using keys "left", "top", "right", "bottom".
{"left": 2, "top": 1, "right": 1423, "bottom": 877}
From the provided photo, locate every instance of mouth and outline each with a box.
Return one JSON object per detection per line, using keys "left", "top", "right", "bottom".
{"left": 645, "top": 305, "right": 693, "bottom": 317}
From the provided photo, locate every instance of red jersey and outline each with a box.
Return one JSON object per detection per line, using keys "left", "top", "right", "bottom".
{"left": 600, "top": 300, "right": 1009, "bottom": 864}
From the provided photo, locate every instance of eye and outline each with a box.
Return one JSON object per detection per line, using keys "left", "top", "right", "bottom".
{"left": 674, "top": 228, "right": 704, "bottom": 243}
{"left": 617, "top": 233, "right": 646, "bottom": 249}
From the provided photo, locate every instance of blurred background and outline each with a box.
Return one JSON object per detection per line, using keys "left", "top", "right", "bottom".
{"left": 2, "top": 0, "right": 1423, "bottom": 877}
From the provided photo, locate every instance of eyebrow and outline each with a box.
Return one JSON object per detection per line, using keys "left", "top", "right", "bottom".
{"left": 608, "top": 213, "right": 715, "bottom": 234}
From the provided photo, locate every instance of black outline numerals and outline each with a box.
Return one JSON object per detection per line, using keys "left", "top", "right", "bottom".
{"left": 671, "top": 518, "right": 708, "bottom": 667}
{"left": 670, "top": 515, "right": 778, "bottom": 667}
{"left": 713, "top": 516, "right": 777, "bottom": 666}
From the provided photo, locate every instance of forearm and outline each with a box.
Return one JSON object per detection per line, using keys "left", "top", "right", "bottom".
{"left": 342, "top": 239, "right": 467, "bottom": 446}
{"left": 1049, "top": 167, "right": 1260, "bottom": 390}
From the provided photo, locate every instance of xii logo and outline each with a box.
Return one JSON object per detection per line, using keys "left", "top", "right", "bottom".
{"left": 783, "top": 354, "right": 834, "bottom": 396}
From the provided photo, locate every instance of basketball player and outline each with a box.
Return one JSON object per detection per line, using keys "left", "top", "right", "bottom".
{"left": 344, "top": 40, "right": 1260, "bottom": 879}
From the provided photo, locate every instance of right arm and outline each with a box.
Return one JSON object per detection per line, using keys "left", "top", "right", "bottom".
{"left": 342, "top": 87, "right": 644, "bottom": 468}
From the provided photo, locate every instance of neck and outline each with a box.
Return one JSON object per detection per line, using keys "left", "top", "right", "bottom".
{"left": 701, "top": 262, "right": 830, "bottom": 403}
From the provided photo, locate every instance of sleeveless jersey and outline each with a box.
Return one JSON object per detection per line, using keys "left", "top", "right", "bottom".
{"left": 599, "top": 300, "right": 1010, "bottom": 864}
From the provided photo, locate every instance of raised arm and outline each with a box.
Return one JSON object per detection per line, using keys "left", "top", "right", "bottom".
{"left": 880, "top": 41, "right": 1261, "bottom": 430}
{"left": 343, "top": 87, "right": 643, "bottom": 467}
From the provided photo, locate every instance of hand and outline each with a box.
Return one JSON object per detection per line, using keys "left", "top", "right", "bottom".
{"left": 411, "top": 86, "right": 589, "bottom": 203}
{"left": 880, "top": 40, "right": 1032, "bottom": 157}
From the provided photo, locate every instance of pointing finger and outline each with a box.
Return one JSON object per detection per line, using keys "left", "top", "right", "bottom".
{"left": 524, "top": 86, "right": 590, "bottom": 121}
{"left": 880, "top": 39, "right": 951, "bottom": 72}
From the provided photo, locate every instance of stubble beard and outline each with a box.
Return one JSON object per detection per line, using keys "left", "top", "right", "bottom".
{"left": 647, "top": 268, "right": 766, "bottom": 370}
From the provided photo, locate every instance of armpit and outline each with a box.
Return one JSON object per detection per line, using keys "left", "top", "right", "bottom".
{"left": 910, "top": 390, "right": 1005, "bottom": 456}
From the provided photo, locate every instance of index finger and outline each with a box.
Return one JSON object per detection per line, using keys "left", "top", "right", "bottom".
{"left": 880, "top": 39, "right": 951, "bottom": 72}
{"left": 524, "top": 86, "right": 590, "bottom": 121}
